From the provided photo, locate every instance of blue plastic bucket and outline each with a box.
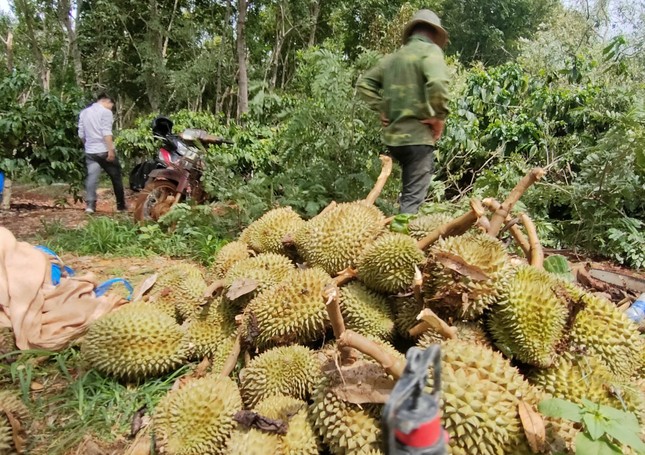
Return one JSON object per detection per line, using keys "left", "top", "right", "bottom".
{"left": 0, "top": 171, "right": 4, "bottom": 197}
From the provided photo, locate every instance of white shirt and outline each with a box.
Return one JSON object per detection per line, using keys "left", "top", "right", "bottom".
{"left": 78, "top": 103, "right": 113, "bottom": 154}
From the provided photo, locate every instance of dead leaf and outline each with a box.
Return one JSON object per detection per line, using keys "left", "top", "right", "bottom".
{"left": 226, "top": 278, "right": 259, "bottom": 300}
{"left": 518, "top": 400, "right": 546, "bottom": 453}
{"left": 234, "top": 410, "right": 288, "bottom": 435}
{"left": 329, "top": 361, "right": 396, "bottom": 404}
{"left": 30, "top": 381, "right": 44, "bottom": 391}
{"left": 124, "top": 424, "right": 152, "bottom": 455}
{"left": 130, "top": 405, "right": 147, "bottom": 438}
{"left": 434, "top": 251, "right": 490, "bottom": 281}
{"left": 5, "top": 410, "right": 26, "bottom": 454}
{"left": 131, "top": 274, "right": 158, "bottom": 302}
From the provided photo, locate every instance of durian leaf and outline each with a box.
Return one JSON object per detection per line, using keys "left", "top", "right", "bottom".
{"left": 390, "top": 214, "right": 414, "bottom": 234}
{"left": 582, "top": 412, "right": 607, "bottom": 440}
{"left": 538, "top": 398, "right": 582, "bottom": 422}
{"left": 603, "top": 419, "right": 645, "bottom": 453}
{"left": 575, "top": 433, "right": 622, "bottom": 455}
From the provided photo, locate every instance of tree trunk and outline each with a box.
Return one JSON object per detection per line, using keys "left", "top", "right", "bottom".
{"left": 14, "top": 0, "right": 49, "bottom": 91}
{"left": 236, "top": 0, "right": 249, "bottom": 119}
{"left": 215, "top": 0, "right": 232, "bottom": 114}
{"left": 1, "top": 30, "right": 13, "bottom": 72}
{"left": 308, "top": 0, "right": 320, "bottom": 47}
{"left": 145, "top": 0, "right": 165, "bottom": 111}
{"left": 57, "top": 0, "right": 83, "bottom": 86}
{"left": 1, "top": 178, "right": 12, "bottom": 210}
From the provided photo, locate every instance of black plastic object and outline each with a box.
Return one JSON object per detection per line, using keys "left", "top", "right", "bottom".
{"left": 382, "top": 345, "right": 448, "bottom": 455}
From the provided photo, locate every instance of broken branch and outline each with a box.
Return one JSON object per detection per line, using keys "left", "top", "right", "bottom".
{"left": 339, "top": 330, "right": 405, "bottom": 379}
{"left": 417, "top": 198, "right": 485, "bottom": 250}
{"left": 324, "top": 284, "right": 360, "bottom": 365}
{"left": 520, "top": 213, "right": 544, "bottom": 268}
{"left": 334, "top": 267, "right": 357, "bottom": 287}
{"left": 219, "top": 332, "right": 242, "bottom": 378}
{"left": 408, "top": 308, "right": 457, "bottom": 339}
{"left": 413, "top": 266, "right": 423, "bottom": 307}
{"left": 317, "top": 200, "right": 338, "bottom": 218}
{"left": 203, "top": 279, "right": 226, "bottom": 298}
{"left": 363, "top": 155, "right": 393, "bottom": 206}
{"left": 488, "top": 168, "right": 546, "bottom": 237}
{"left": 482, "top": 197, "right": 531, "bottom": 257}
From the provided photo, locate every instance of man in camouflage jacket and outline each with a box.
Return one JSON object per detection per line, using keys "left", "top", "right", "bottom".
{"left": 358, "top": 10, "right": 450, "bottom": 214}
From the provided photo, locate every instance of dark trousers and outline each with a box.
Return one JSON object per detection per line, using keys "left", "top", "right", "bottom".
{"left": 387, "top": 145, "right": 434, "bottom": 214}
{"left": 85, "top": 153, "right": 126, "bottom": 210}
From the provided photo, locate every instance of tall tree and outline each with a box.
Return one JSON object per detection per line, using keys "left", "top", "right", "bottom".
{"left": 236, "top": 0, "right": 249, "bottom": 117}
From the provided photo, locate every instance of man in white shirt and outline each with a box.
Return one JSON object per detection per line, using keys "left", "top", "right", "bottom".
{"left": 77, "top": 93, "right": 126, "bottom": 213}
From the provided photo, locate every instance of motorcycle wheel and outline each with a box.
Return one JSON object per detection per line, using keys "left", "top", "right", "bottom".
{"left": 133, "top": 180, "right": 179, "bottom": 222}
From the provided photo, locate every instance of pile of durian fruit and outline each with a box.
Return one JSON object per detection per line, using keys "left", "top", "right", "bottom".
{"left": 3, "top": 158, "right": 643, "bottom": 455}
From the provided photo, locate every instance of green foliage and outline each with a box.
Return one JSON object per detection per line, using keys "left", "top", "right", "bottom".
{"left": 539, "top": 397, "right": 645, "bottom": 454}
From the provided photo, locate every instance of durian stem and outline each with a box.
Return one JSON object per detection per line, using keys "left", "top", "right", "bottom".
{"left": 482, "top": 197, "right": 531, "bottom": 257}
{"left": 334, "top": 267, "right": 357, "bottom": 287}
{"left": 417, "top": 198, "right": 486, "bottom": 250}
{"left": 324, "top": 285, "right": 360, "bottom": 365}
{"left": 488, "top": 168, "right": 546, "bottom": 237}
{"left": 219, "top": 332, "right": 242, "bottom": 378}
{"left": 476, "top": 215, "right": 491, "bottom": 232}
{"left": 339, "top": 330, "right": 405, "bottom": 379}
{"left": 520, "top": 213, "right": 544, "bottom": 268}
{"left": 318, "top": 200, "right": 338, "bottom": 217}
{"left": 363, "top": 155, "right": 393, "bottom": 206}
{"left": 408, "top": 308, "right": 457, "bottom": 339}
{"left": 383, "top": 216, "right": 395, "bottom": 226}
{"left": 203, "top": 279, "right": 226, "bottom": 298}
{"left": 413, "top": 266, "right": 423, "bottom": 307}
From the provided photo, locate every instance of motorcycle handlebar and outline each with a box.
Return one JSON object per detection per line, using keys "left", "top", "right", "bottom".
{"left": 179, "top": 129, "right": 233, "bottom": 146}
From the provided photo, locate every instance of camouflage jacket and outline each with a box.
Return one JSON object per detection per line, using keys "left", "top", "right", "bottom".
{"left": 357, "top": 34, "right": 450, "bottom": 147}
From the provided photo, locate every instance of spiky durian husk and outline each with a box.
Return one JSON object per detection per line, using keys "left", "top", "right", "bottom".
{"left": 530, "top": 354, "right": 644, "bottom": 420}
{"left": 255, "top": 395, "right": 319, "bottom": 455}
{"left": 240, "top": 345, "right": 321, "bottom": 407}
{"left": 150, "top": 263, "right": 207, "bottom": 321}
{"left": 407, "top": 213, "right": 452, "bottom": 240}
{"left": 155, "top": 375, "right": 242, "bottom": 455}
{"left": 424, "top": 232, "right": 510, "bottom": 320}
{"left": 310, "top": 374, "right": 383, "bottom": 455}
{"left": 186, "top": 298, "right": 237, "bottom": 361}
{"left": 247, "top": 268, "right": 332, "bottom": 348}
{"left": 239, "top": 207, "right": 305, "bottom": 255}
{"left": 356, "top": 233, "right": 425, "bottom": 295}
{"left": 393, "top": 297, "right": 425, "bottom": 338}
{"left": 81, "top": 303, "right": 190, "bottom": 380}
{"left": 0, "top": 391, "right": 29, "bottom": 454}
{"left": 567, "top": 288, "right": 644, "bottom": 379}
{"left": 417, "top": 321, "right": 491, "bottom": 348}
{"left": 435, "top": 340, "right": 541, "bottom": 455}
{"left": 293, "top": 202, "right": 385, "bottom": 275}
{"left": 0, "top": 327, "right": 16, "bottom": 357}
{"left": 211, "top": 241, "right": 251, "bottom": 279}
{"left": 226, "top": 429, "right": 282, "bottom": 455}
{"left": 339, "top": 282, "right": 395, "bottom": 340}
{"left": 488, "top": 265, "right": 568, "bottom": 367}
{"left": 224, "top": 253, "right": 294, "bottom": 306}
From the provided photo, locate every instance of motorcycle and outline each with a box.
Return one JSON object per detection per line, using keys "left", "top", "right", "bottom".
{"left": 132, "top": 116, "right": 231, "bottom": 222}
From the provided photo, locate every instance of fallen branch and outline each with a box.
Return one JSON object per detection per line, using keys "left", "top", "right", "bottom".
{"left": 520, "top": 213, "right": 544, "bottom": 268}
{"left": 482, "top": 198, "right": 531, "bottom": 257}
{"left": 324, "top": 284, "right": 359, "bottom": 365}
{"left": 488, "top": 168, "right": 546, "bottom": 237}
{"left": 219, "top": 332, "right": 242, "bottom": 378}
{"left": 334, "top": 267, "right": 357, "bottom": 287}
{"left": 417, "top": 198, "right": 485, "bottom": 250}
{"left": 339, "top": 330, "right": 405, "bottom": 379}
{"left": 413, "top": 266, "right": 423, "bottom": 307}
{"left": 408, "top": 308, "right": 457, "bottom": 339}
{"left": 363, "top": 155, "right": 393, "bottom": 206}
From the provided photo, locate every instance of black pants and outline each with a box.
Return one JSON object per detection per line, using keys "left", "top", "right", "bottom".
{"left": 85, "top": 153, "right": 126, "bottom": 210}
{"left": 387, "top": 145, "right": 434, "bottom": 214}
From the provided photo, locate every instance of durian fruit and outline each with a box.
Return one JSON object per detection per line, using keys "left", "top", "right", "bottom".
{"left": 356, "top": 233, "right": 425, "bottom": 295}
{"left": 0, "top": 327, "right": 16, "bottom": 357}
{"left": 255, "top": 395, "right": 319, "bottom": 455}
{"left": 339, "top": 282, "right": 395, "bottom": 340}
{"left": 407, "top": 213, "right": 452, "bottom": 240}
{"left": 0, "top": 391, "right": 29, "bottom": 454}
{"left": 226, "top": 428, "right": 282, "bottom": 455}
{"left": 424, "top": 232, "right": 510, "bottom": 320}
{"left": 239, "top": 207, "right": 305, "bottom": 255}
{"left": 293, "top": 202, "right": 385, "bottom": 275}
{"left": 434, "top": 339, "right": 542, "bottom": 455}
{"left": 240, "top": 345, "right": 320, "bottom": 407}
{"left": 154, "top": 375, "right": 242, "bottom": 455}
{"left": 488, "top": 265, "right": 568, "bottom": 367}
{"left": 393, "top": 297, "right": 425, "bottom": 338}
{"left": 150, "top": 263, "right": 207, "bottom": 320}
{"left": 81, "top": 303, "right": 190, "bottom": 380}
{"left": 211, "top": 241, "right": 251, "bottom": 279}
{"left": 186, "top": 297, "right": 237, "bottom": 360}
{"left": 310, "top": 373, "right": 383, "bottom": 454}
{"left": 224, "top": 253, "right": 294, "bottom": 306}
{"left": 417, "top": 321, "right": 491, "bottom": 348}
{"left": 567, "top": 288, "right": 644, "bottom": 379}
{"left": 247, "top": 267, "right": 332, "bottom": 348}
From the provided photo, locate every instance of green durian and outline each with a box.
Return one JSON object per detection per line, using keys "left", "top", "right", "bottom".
{"left": 488, "top": 265, "right": 568, "bottom": 367}
{"left": 434, "top": 340, "right": 542, "bottom": 455}
{"left": 240, "top": 345, "right": 320, "bottom": 407}
{"left": 393, "top": 297, "right": 425, "bottom": 338}
{"left": 154, "top": 375, "right": 242, "bottom": 455}
{"left": 356, "top": 233, "right": 425, "bottom": 295}
{"left": 186, "top": 297, "right": 237, "bottom": 360}
{"left": 407, "top": 213, "right": 452, "bottom": 240}
{"left": 150, "top": 263, "right": 207, "bottom": 320}
{"left": 247, "top": 267, "right": 332, "bottom": 348}
{"left": 224, "top": 253, "right": 294, "bottom": 306}
{"left": 226, "top": 429, "right": 282, "bottom": 455}
{"left": 339, "top": 282, "right": 395, "bottom": 340}
{"left": 81, "top": 303, "right": 190, "bottom": 380}
{"left": 417, "top": 321, "right": 491, "bottom": 348}
{"left": 239, "top": 207, "right": 305, "bottom": 255}
{"left": 211, "top": 241, "right": 251, "bottom": 279}
{"left": 294, "top": 202, "right": 385, "bottom": 275}
{"left": 0, "top": 391, "right": 29, "bottom": 454}
{"left": 424, "top": 232, "right": 510, "bottom": 320}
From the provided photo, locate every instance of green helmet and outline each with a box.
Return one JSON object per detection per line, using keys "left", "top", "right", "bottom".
{"left": 402, "top": 9, "right": 448, "bottom": 48}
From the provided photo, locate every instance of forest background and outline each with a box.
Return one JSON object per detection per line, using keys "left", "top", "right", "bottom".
{"left": 0, "top": 0, "right": 644, "bottom": 268}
